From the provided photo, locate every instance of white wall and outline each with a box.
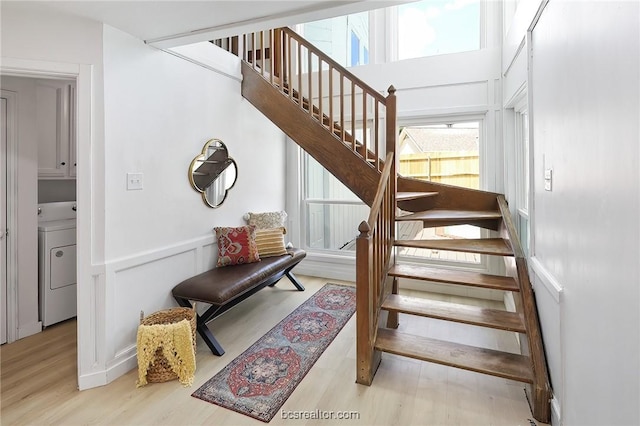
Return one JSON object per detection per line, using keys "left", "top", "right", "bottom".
{"left": 501, "top": 1, "right": 567, "bottom": 423}
{"left": 100, "top": 26, "right": 287, "bottom": 383}
{"left": 530, "top": 2, "right": 639, "bottom": 425}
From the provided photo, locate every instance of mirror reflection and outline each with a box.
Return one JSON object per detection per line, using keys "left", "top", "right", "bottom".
{"left": 188, "top": 139, "right": 238, "bottom": 208}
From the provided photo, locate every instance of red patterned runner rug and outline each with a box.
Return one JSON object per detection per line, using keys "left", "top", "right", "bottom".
{"left": 192, "top": 283, "right": 356, "bottom": 422}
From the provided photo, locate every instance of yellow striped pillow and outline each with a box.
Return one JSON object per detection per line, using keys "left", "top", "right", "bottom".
{"left": 254, "top": 227, "right": 288, "bottom": 258}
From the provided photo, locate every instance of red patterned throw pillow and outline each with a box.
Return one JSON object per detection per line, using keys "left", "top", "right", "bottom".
{"left": 214, "top": 226, "right": 260, "bottom": 267}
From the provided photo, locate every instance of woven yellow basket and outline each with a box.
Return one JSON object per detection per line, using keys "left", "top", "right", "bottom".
{"left": 138, "top": 306, "right": 197, "bottom": 384}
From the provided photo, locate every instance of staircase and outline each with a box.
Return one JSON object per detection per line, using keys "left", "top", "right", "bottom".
{"left": 216, "top": 28, "right": 552, "bottom": 423}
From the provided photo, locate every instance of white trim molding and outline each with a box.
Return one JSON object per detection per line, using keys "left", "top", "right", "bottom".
{"left": 529, "top": 256, "right": 563, "bottom": 303}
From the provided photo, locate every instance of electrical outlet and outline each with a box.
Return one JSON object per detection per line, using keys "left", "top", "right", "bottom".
{"left": 127, "top": 172, "right": 144, "bottom": 190}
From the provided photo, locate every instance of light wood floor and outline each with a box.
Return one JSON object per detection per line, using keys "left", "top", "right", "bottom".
{"left": 1, "top": 275, "right": 546, "bottom": 426}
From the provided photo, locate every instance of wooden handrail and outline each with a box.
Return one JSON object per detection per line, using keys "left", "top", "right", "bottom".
{"left": 367, "top": 153, "right": 395, "bottom": 225}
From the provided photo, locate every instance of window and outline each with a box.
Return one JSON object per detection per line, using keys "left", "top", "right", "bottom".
{"left": 304, "top": 154, "right": 368, "bottom": 251}
{"left": 298, "top": 1, "right": 482, "bottom": 67}
{"left": 514, "top": 100, "right": 530, "bottom": 255}
{"left": 397, "top": 120, "right": 483, "bottom": 264}
{"left": 397, "top": 0, "right": 480, "bottom": 60}
{"left": 298, "top": 11, "right": 369, "bottom": 69}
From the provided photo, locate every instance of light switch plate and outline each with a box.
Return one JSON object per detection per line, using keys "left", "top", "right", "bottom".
{"left": 544, "top": 168, "right": 552, "bottom": 191}
{"left": 127, "top": 172, "right": 144, "bottom": 190}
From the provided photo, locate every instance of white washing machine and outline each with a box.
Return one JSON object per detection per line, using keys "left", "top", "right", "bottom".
{"left": 38, "top": 201, "right": 77, "bottom": 327}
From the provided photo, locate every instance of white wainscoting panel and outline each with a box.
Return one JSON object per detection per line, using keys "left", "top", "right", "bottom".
{"left": 97, "top": 235, "right": 216, "bottom": 386}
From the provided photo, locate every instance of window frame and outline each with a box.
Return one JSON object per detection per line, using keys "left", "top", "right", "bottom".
{"left": 391, "top": 0, "right": 485, "bottom": 62}
{"left": 396, "top": 114, "right": 489, "bottom": 271}
{"left": 512, "top": 92, "right": 531, "bottom": 255}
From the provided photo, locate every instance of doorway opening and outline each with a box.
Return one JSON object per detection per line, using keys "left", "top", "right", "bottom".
{"left": 0, "top": 73, "right": 79, "bottom": 390}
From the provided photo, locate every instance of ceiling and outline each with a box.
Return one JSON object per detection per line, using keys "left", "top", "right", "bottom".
{"left": 23, "top": 0, "right": 404, "bottom": 48}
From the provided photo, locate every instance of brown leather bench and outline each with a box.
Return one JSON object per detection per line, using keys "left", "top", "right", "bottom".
{"left": 172, "top": 248, "right": 306, "bottom": 355}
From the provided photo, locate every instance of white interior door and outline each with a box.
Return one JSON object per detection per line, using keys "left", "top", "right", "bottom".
{"left": 1, "top": 97, "right": 7, "bottom": 345}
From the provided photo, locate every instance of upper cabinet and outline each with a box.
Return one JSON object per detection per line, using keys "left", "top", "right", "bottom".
{"left": 36, "top": 80, "right": 76, "bottom": 179}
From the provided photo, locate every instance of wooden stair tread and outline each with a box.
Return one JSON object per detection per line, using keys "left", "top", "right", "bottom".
{"left": 382, "top": 294, "right": 526, "bottom": 332}
{"left": 394, "top": 238, "right": 513, "bottom": 256}
{"left": 388, "top": 264, "right": 519, "bottom": 291}
{"left": 397, "top": 209, "right": 502, "bottom": 222}
{"left": 375, "top": 328, "right": 533, "bottom": 383}
{"left": 397, "top": 191, "right": 439, "bottom": 201}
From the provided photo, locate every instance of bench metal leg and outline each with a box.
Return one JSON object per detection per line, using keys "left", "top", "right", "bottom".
{"left": 197, "top": 322, "right": 225, "bottom": 356}
{"left": 267, "top": 264, "right": 305, "bottom": 291}
{"left": 173, "top": 296, "right": 226, "bottom": 356}
{"left": 286, "top": 271, "right": 305, "bottom": 291}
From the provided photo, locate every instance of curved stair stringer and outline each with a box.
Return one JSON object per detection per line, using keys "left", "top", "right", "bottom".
{"left": 397, "top": 175, "right": 500, "bottom": 212}
{"left": 241, "top": 61, "right": 380, "bottom": 206}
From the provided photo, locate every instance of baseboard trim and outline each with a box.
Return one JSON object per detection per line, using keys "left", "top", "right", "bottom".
{"left": 78, "top": 370, "right": 107, "bottom": 391}
{"left": 295, "top": 252, "right": 356, "bottom": 283}
{"left": 106, "top": 347, "right": 138, "bottom": 384}
{"left": 551, "top": 394, "right": 562, "bottom": 426}
{"left": 18, "top": 321, "right": 42, "bottom": 339}
{"left": 78, "top": 347, "right": 138, "bottom": 391}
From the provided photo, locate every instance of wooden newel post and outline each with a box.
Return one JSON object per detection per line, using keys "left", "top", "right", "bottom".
{"left": 386, "top": 85, "right": 397, "bottom": 249}
{"left": 356, "top": 221, "right": 379, "bottom": 385}
{"left": 385, "top": 85, "right": 397, "bottom": 157}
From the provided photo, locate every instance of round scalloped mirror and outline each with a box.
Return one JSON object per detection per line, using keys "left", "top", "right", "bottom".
{"left": 188, "top": 139, "right": 238, "bottom": 208}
